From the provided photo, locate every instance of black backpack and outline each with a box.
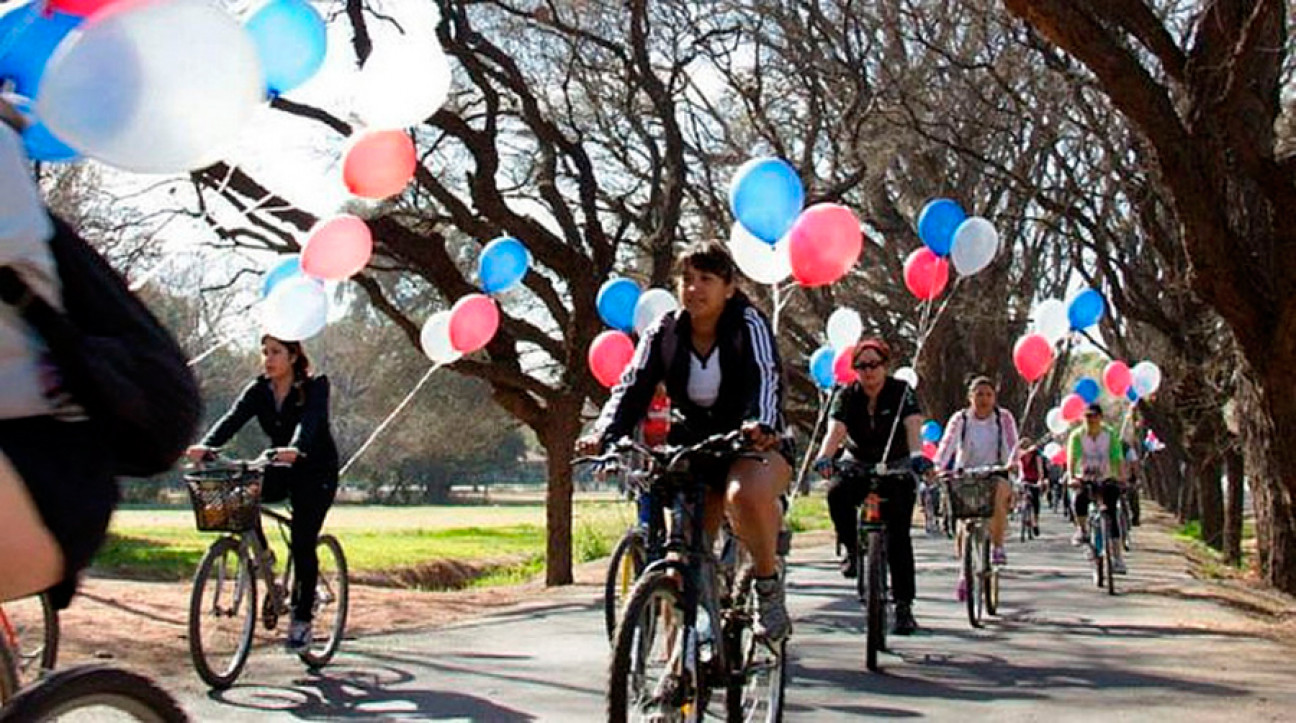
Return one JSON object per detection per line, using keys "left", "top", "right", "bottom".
{"left": 0, "top": 215, "right": 201, "bottom": 477}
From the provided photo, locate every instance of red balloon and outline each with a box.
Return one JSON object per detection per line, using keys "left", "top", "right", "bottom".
{"left": 833, "top": 344, "right": 855, "bottom": 384}
{"left": 1103, "top": 360, "right": 1132, "bottom": 397}
{"left": 588, "top": 330, "right": 636, "bottom": 388}
{"left": 1050, "top": 448, "right": 1067, "bottom": 466}
{"left": 1012, "top": 333, "right": 1054, "bottom": 383}
{"left": 301, "top": 214, "right": 373, "bottom": 280}
{"left": 1060, "top": 393, "right": 1087, "bottom": 422}
{"left": 921, "top": 441, "right": 937, "bottom": 460}
{"left": 46, "top": 0, "right": 120, "bottom": 17}
{"left": 903, "top": 248, "right": 949, "bottom": 300}
{"left": 448, "top": 294, "right": 499, "bottom": 354}
{"left": 788, "top": 203, "right": 863, "bottom": 287}
{"left": 343, "top": 129, "right": 417, "bottom": 199}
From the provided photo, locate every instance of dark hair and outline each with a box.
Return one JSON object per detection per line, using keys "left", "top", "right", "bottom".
{"left": 674, "top": 240, "right": 737, "bottom": 284}
{"left": 967, "top": 375, "right": 996, "bottom": 394}
{"left": 1085, "top": 403, "right": 1104, "bottom": 417}
{"left": 261, "top": 334, "right": 311, "bottom": 407}
{"left": 852, "top": 337, "right": 891, "bottom": 364}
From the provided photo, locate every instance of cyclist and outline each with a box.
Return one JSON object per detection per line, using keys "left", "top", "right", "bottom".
{"left": 1122, "top": 437, "right": 1142, "bottom": 526}
{"left": 932, "top": 377, "right": 1018, "bottom": 597}
{"left": 186, "top": 335, "right": 339, "bottom": 650}
{"left": 811, "top": 337, "right": 928, "bottom": 636}
{"left": 1067, "top": 403, "right": 1127, "bottom": 573}
{"left": 0, "top": 97, "right": 117, "bottom": 608}
{"left": 1018, "top": 441, "right": 1045, "bottom": 535}
{"left": 577, "top": 240, "right": 793, "bottom": 642}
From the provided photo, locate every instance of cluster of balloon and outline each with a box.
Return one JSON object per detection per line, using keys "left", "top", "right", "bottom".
{"left": 906, "top": 198, "right": 1001, "bottom": 300}
{"left": 807, "top": 306, "right": 917, "bottom": 392}
{"left": 586, "top": 277, "right": 678, "bottom": 389}
{"left": 1040, "top": 359, "right": 1163, "bottom": 438}
{"left": 418, "top": 293, "right": 502, "bottom": 364}
{"left": 259, "top": 213, "right": 377, "bottom": 341}
{"left": 1029, "top": 287, "right": 1107, "bottom": 348}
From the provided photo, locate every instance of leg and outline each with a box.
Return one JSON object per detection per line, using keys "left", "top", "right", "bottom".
{"left": 1029, "top": 485, "right": 1042, "bottom": 519}
{"left": 288, "top": 475, "right": 337, "bottom": 622}
{"left": 1072, "top": 486, "right": 1091, "bottom": 541}
{"left": 726, "top": 452, "right": 791, "bottom": 578}
{"left": 0, "top": 452, "right": 63, "bottom": 602}
{"left": 1129, "top": 485, "right": 1141, "bottom": 525}
{"left": 826, "top": 472, "right": 864, "bottom": 558}
{"left": 882, "top": 479, "right": 917, "bottom": 605}
{"left": 988, "top": 477, "right": 1012, "bottom": 548}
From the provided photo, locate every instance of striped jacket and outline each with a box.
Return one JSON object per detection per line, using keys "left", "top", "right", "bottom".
{"left": 593, "top": 295, "right": 785, "bottom": 447}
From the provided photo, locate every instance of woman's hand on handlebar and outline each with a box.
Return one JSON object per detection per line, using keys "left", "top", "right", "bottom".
{"left": 741, "top": 421, "right": 778, "bottom": 452}
{"left": 813, "top": 457, "right": 835, "bottom": 479}
{"left": 575, "top": 435, "right": 602, "bottom": 456}
{"left": 185, "top": 445, "right": 216, "bottom": 462}
{"left": 272, "top": 448, "right": 300, "bottom": 465}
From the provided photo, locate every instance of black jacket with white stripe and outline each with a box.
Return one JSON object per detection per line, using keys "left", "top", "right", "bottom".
{"left": 594, "top": 294, "right": 785, "bottom": 447}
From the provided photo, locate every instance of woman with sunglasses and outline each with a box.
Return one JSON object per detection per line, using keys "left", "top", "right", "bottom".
{"left": 811, "top": 338, "right": 928, "bottom": 635}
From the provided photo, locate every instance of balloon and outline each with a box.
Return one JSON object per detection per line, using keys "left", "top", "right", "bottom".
{"left": 1131, "top": 361, "right": 1162, "bottom": 397}
{"left": 826, "top": 308, "right": 862, "bottom": 350}
{"left": 261, "top": 254, "right": 317, "bottom": 298}
{"left": 1050, "top": 448, "right": 1067, "bottom": 466}
{"left": 21, "top": 117, "right": 80, "bottom": 162}
{"left": 729, "top": 157, "right": 804, "bottom": 244}
{"left": 1032, "top": 298, "right": 1070, "bottom": 344}
{"left": 1012, "top": 333, "right": 1054, "bottom": 383}
{"left": 588, "top": 330, "right": 636, "bottom": 388}
{"left": 1074, "top": 377, "right": 1101, "bottom": 404}
{"left": 245, "top": 0, "right": 327, "bottom": 96}
{"left": 903, "top": 248, "right": 950, "bottom": 301}
{"left": 261, "top": 275, "right": 328, "bottom": 341}
{"left": 0, "top": 5, "right": 80, "bottom": 97}
{"left": 893, "top": 366, "right": 919, "bottom": 389}
{"left": 916, "top": 198, "right": 966, "bottom": 257}
{"left": 1126, "top": 387, "right": 1140, "bottom": 402}
{"left": 342, "top": 129, "right": 417, "bottom": 199}
{"left": 419, "top": 310, "right": 461, "bottom": 364}
{"left": 1060, "top": 393, "right": 1087, "bottom": 422}
{"left": 809, "top": 346, "right": 836, "bottom": 390}
{"left": 1103, "top": 361, "right": 1132, "bottom": 397}
{"left": 921, "top": 441, "right": 938, "bottom": 461}
{"left": 788, "top": 203, "right": 863, "bottom": 287}
{"left": 477, "top": 236, "right": 531, "bottom": 294}
{"left": 1067, "top": 288, "right": 1106, "bottom": 330}
{"left": 301, "top": 215, "right": 373, "bottom": 280}
{"left": 448, "top": 293, "right": 499, "bottom": 353}
{"left": 921, "top": 420, "right": 943, "bottom": 443}
{"left": 633, "top": 288, "right": 678, "bottom": 336}
{"left": 36, "top": 0, "right": 263, "bottom": 173}
{"left": 950, "top": 216, "right": 999, "bottom": 276}
{"left": 729, "top": 222, "right": 791, "bottom": 284}
{"left": 1046, "top": 407, "right": 1068, "bottom": 435}
{"left": 1043, "top": 442, "right": 1062, "bottom": 460}
{"left": 597, "top": 277, "right": 640, "bottom": 333}
{"left": 355, "top": 20, "right": 452, "bottom": 128}
{"left": 45, "top": 0, "right": 119, "bottom": 16}
{"left": 832, "top": 345, "right": 854, "bottom": 384}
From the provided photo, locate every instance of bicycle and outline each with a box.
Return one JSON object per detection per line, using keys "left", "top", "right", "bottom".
{"left": 1018, "top": 481, "right": 1041, "bottom": 543}
{"left": 594, "top": 451, "right": 660, "bottom": 642}
{"left": 1077, "top": 477, "right": 1123, "bottom": 595}
{"left": 184, "top": 449, "right": 349, "bottom": 689}
{"left": 597, "top": 431, "right": 788, "bottom": 723}
{"left": 919, "top": 479, "right": 943, "bottom": 537}
{"left": 941, "top": 466, "right": 1008, "bottom": 628}
{"left": 0, "top": 594, "right": 57, "bottom": 688}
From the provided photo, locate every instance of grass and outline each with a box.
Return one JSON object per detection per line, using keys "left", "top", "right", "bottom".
{"left": 1174, "top": 518, "right": 1257, "bottom": 578}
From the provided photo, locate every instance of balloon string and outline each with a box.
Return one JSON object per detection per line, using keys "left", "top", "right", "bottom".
{"left": 794, "top": 387, "right": 837, "bottom": 498}
{"left": 339, "top": 364, "right": 441, "bottom": 479}
{"left": 1019, "top": 380, "right": 1042, "bottom": 435}
{"left": 186, "top": 335, "right": 239, "bottom": 368}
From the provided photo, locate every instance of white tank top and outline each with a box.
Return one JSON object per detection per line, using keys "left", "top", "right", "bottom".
{"left": 687, "top": 349, "right": 721, "bottom": 408}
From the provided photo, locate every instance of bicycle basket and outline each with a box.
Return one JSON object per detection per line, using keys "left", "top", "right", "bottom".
{"left": 184, "top": 468, "right": 263, "bottom": 532}
{"left": 946, "top": 475, "right": 998, "bottom": 519}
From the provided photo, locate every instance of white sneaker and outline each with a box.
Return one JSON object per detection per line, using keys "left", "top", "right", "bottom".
{"left": 1111, "top": 558, "right": 1128, "bottom": 575}
{"left": 1071, "top": 530, "right": 1086, "bottom": 546}
{"left": 286, "top": 620, "right": 312, "bottom": 652}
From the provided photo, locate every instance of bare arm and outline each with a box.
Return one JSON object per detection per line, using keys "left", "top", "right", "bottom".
{"left": 815, "top": 420, "right": 848, "bottom": 460}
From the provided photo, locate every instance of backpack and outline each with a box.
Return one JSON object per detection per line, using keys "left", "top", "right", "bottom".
{"left": 0, "top": 215, "right": 201, "bottom": 477}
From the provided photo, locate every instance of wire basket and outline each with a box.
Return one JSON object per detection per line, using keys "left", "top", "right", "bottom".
{"left": 945, "top": 475, "right": 999, "bottom": 519}
{"left": 184, "top": 468, "right": 263, "bottom": 532}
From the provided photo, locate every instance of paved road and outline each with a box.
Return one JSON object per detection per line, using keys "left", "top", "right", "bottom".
{"left": 160, "top": 509, "right": 1296, "bottom": 721}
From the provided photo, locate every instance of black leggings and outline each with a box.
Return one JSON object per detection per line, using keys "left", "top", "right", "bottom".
{"left": 1074, "top": 481, "right": 1122, "bottom": 540}
{"left": 1024, "top": 483, "right": 1042, "bottom": 519}
{"left": 259, "top": 465, "right": 337, "bottom": 622}
{"left": 827, "top": 473, "right": 917, "bottom": 604}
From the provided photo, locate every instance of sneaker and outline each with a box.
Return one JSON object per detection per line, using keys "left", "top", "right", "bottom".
{"left": 992, "top": 546, "right": 1007, "bottom": 566}
{"left": 840, "top": 552, "right": 858, "bottom": 579}
{"left": 753, "top": 577, "right": 791, "bottom": 641}
{"left": 1033, "top": 526, "right": 1041, "bottom": 536}
{"left": 1071, "top": 529, "right": 1086, "bottom": 546}
{"left": 892, "top": 602, "right": 918, "bottom": 636}
{"left": 955, "top": 575, "right": 968, "bottom": 602}
{"left": 286, "top": 620, "right": 312, "bottom": 652}
{"left": 1111, "top": 558, "right": 1128, "bottom": 575}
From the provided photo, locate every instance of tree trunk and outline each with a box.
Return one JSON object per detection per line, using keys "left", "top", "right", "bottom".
{"left": 537, "top": 395, "right": 584, "bottom": 586}
{"left": 1179, "top": 474, "right": 1198, "bottom": 526}
{"left": 1223, "top": 445, "right": 1245, "bottom": 566}
{"left": 1238, "top": 369, "right": 1296, "bottom": 592}
{"left": 1195, "top": 459, "right": 1224, "bottom": 550}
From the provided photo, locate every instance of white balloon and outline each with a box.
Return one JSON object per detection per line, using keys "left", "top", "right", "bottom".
{"left": 729, "top": 223, "right": 791, "bottom": 285}
{"left": 893, "top": 366, "right": 919, "bottom": 389}
{"left": 354, "top": 5, "right": 451, "bottom": 129}
{"left": 826, "top": 307, "right": 863, "bottom": 351}
{"left": 950, "top": 216, "right": 1000, "bottom": 276}
{"left": 634, "top": 288, "right": 679, "bottom": 336}
{"left": 1032, "top": 298, "right": 1070, "bottom": 345}
{"left": 1043, "top": 442, "right": 1062, "bottom": 459}
{"left": 1046, "top": 407, "right": 1069, "bottom": 435}
{"left": 36, "top": 0, "right": 264, "bottom": 173}
{"left": 419, "top": 310, "right": 461, "bottom": 364}
{"left": 261, "top": 275, "right": 329, "bottom": 341}
{"left": 1131, "top": 361, "right": 1162, "bottom": 397}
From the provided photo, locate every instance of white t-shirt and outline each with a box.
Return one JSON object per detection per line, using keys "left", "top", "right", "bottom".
{"left": 687, "top": 349, "right": 721, "bottom": 408}
{"left": 1080, "top": 432, "right": 1113, "bottom": 478}
{"left": 935, "top": 407, "right": 1019, "bottom": 470}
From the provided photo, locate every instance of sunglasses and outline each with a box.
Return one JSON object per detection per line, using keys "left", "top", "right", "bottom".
{"left": 853, "top": 360, "right": 885, "bottom": 371}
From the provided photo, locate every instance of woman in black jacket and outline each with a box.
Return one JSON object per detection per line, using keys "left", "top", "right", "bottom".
{"left": 186, "top": 335, "right": 339, "bottom": 651}
{"left": 577, "top": 240, "right": 793, "bottom": 642}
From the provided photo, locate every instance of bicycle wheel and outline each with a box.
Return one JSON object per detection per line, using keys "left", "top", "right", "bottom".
{"left": 4, "top": 594, "right": 59, "bottom": 687}
{"left": 862, "top": 531, "right": 886, "bottom": 672}
{"left": 608, "top": 571, "right": 699, "bottom": 723}
{"left": 1120, "top": 503, "right": 1132, "bottom": 552}
{"left": 0, "top": 635, "right": 18, "bottom": 705}
{"left": 0, "top": 665, "right": 187, "bottom": 722}
{"left": 962, "top": 530, "right": 980, "bottom": 628}
{"left": 605, "top": 530, "right": 647, "bottom": 641}
{"left": 1103, "top": 517, "right": 1117, "bottom": 596}
{"left": 1091, "top": 523, "right": 1105, "bottom": 589}
{"left": 298, "top": 535, "right": 349, "bottom": 669}
{"left": 984, "top": 540, "right": 999, "bottom": 617}
{"left": 188, "top": 536, "right": 256, "bottom": 690}
{"left": 726, "top": 573, "right": 786, "bottom": 723}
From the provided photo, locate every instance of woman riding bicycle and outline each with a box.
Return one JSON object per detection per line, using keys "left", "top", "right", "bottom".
{"left": 186, "top": 335, "right": 339, "bottom": 651}
{"left": 1067, "top": 403, "right": 1127, "bottom": 573}
{"left": 577, "top": 240, "right": 793, "bottom": 642}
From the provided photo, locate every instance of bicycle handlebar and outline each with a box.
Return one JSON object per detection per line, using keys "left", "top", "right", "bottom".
{"left": 938, "top": 465, "right": 1012, "bottom": 481}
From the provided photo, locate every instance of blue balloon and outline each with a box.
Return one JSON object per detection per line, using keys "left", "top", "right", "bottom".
{"left": 729, "top": 158, "right": 804, "bottom": 244}
{"left": 809, "top": 346, "right": 835, "bottom": 390}
{"left": 1126, "top": 387, "right": 1139, "bottom": 402}
{"left": 0, "top": 6, "right": 80, "bottom": 97}
{"left": 245, "top": 0, "right": 328, "bottom": 97}
{"left": 8, "top": 97, "right": 78, "bottom": 162}
{"left": 1074, "top": 377, "right": 1101, "bottom": 404}
{"left": 916, "top": 198, "right": 966, "bottom": 257}
{"left": 1067, "top": 288, "right": 1106, "bottom": 330}
{"left": 262, "top": 255, "right": 304, "bottom": 298}
{"left": 921, "top": 420, "right": 943, "bottom": 443}
{"left": 478, "top": 236, "right": 530, "bottom": 294}
{"left": 597, "top": 277, "right": 641, "bottom": 333}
